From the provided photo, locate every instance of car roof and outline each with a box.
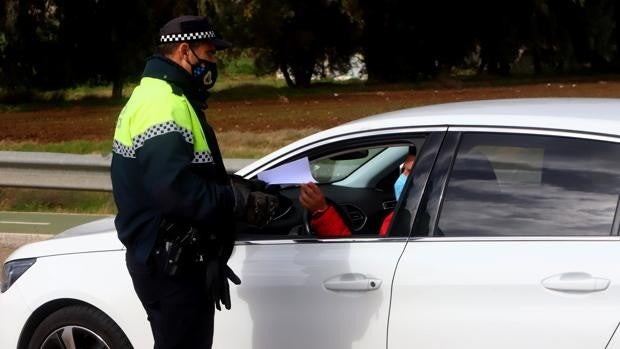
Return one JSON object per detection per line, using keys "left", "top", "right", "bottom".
{"left": 238, "top": 98, "right": 620, "bottom": 176}
{"left": 345, "top": 98, "right": 620, "bottom": 135}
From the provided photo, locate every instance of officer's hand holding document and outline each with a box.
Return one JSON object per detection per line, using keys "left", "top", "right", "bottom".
{"left": 257, "top": 157, "right": 316, "bottom": 185}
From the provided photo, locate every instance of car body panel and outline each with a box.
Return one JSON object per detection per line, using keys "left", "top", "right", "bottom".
{"left": 389, "top": 238, "right": 620, "bottom": 349}
{"left": 213, "top": 239, "right": 405, "bottom": 348}
{"left": 389, "top": 123, "right": 620, "bottom": 348}
{"left": 8, "top": 218, "right": 122, "bottom": 261}
{"left": 0, "top": 280, "right": 32, "bottom": 348}
{"left": 12, "top": 249, "right": 152, "bottom": 348}
{"left": 7, "top": 237, "right": 406, "bottom": 349}
{"left": 608, "top": 326, "right": 620, "bottom": 348}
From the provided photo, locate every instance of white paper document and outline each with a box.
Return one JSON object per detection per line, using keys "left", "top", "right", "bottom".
{"left": 257, "top": 157, "right": 316, "bottom": 185}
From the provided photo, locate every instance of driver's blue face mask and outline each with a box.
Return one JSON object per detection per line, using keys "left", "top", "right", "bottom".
{"left": 393, "top": 173, "right": 407, "bottom": 201}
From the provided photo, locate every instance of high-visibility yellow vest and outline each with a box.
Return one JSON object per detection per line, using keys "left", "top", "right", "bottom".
{"left": 112, "top": 77, "right": 212, "bottom": 163}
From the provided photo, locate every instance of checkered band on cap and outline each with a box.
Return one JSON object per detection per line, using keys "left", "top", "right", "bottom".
{"left": 160, "top": 31, "right": 216, "bottom": 43}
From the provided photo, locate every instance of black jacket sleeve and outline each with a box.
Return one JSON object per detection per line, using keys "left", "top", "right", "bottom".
{"left": 136, "top": 131, "right": 235, "bottom": 228}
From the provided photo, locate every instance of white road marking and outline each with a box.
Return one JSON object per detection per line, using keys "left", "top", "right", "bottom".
{"left": 0, "top": 221, "right": 51, "bottom": 226}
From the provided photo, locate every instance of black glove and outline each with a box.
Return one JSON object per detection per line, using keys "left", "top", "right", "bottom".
{"left": 230, "top": 178, "right": 280, "bottom": 227}
{"left": 229, "top": 174, "right": 268, "bottom": 192}
{"left": 230, "top": 179, "right": 251, "bottom": 218}
{"left": 246, "top": 191, "right": 280, "bottom": 227}
{"left": 205, "top": 259, "right": 242, "bottom": 311}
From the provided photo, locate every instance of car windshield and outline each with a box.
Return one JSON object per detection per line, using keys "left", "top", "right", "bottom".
{"left": 310, "top": 147, "right": 385, "bottom": 183}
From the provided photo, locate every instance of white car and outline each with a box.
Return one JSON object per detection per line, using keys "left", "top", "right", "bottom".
{"left": 3, "top": 98, "right": 620, "bottom": 349}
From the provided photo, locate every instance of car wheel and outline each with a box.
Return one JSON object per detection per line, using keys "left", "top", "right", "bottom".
{"left": 28, "top": 304, "right": 132, "bottom": 349}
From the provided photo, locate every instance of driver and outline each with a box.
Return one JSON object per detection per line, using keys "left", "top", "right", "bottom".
{"left": 299, "top": 146, "right": 416, "bottom": 237}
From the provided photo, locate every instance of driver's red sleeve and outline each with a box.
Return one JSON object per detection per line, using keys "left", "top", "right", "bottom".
{"left": 311, "top": 205, "right": 352, "bottom": 237}
{"left": 379, "top": 211, "right": 395, "bottom": 237}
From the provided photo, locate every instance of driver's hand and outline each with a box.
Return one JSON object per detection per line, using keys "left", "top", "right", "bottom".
{"left": 299, "top": 183, "right": 328, "bottom": 213}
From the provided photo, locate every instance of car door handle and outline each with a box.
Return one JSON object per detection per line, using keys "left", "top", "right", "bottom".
{"left": 542, "top": 272, "right": 610, "bottom": 292}
{"left": 323, "top": 273, "right": 382, "bottom": 292}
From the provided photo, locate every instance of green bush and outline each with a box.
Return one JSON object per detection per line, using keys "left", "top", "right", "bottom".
{"left": 223, "top": 56, "right": 257, "bottom": 76}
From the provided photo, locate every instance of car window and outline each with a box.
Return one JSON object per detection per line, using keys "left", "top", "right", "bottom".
{"left": 236, "top": 136, "right": 428, "bottom": 240}
{"left": 437, "top": 133, "right": 620, "bottom": 236}
{"left": 310, "top": 147, "right": 385, "bottom": 183}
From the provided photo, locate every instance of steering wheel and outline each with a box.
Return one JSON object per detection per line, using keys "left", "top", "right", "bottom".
{"left": 301, "top": 198, "right": 348, "bottom": 236}
{"left": 301, "top": 209, "right": 313, "bottom": 236}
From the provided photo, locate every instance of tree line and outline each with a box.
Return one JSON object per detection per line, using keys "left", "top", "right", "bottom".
{"left": 1, "top": 0, "right": 619, "bottom": 97}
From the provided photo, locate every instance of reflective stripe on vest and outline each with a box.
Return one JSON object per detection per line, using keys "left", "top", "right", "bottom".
{"left": 112, "top": 77, "right": 212, "bottom": 163}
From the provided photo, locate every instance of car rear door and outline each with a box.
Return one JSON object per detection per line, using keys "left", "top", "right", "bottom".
{"left": 389, "top": 129, "right": 620, "bottom": 349}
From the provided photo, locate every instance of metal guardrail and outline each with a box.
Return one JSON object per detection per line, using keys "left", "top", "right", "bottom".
{"left": 0, "top": 151, "right": 254, "bottom": 191}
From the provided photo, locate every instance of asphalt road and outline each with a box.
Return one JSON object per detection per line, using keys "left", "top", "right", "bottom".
{"left": 0, "top": 211, "right": 110, "bottom": 263}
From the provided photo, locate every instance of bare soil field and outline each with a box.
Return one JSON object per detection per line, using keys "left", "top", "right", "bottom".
{"left": 0, "top": 236, "right": 50, "bottom": 263}
{"left": 2, "top": 81, "right": 620, "bottom": 143}
{"left": 0, "top": 240, "right": 32, "bottom": 264}
{"left": 1, "top": 244, "right": 15, "bottom": 263}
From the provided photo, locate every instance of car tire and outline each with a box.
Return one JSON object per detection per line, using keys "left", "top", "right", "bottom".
{"left": 27, "top": 304, "right": 132, "bottom": 349}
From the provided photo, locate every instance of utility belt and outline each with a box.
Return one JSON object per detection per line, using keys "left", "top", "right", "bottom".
{"left": 154, "top": 218, "right": 209, "bottom": 276}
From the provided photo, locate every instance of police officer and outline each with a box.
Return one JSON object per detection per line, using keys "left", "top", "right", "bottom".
{"left": 111, "top": 15, "right": 276, "bottom": 348}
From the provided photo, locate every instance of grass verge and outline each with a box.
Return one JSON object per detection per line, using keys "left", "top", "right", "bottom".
{"left": 0, "top": 188, "right": 116, "bottom": 214}
{"left": 0, "top": 140, "right": 112, "bottom": 154}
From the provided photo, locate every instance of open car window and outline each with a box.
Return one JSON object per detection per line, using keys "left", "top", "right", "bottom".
{"left": 236, "top": 134, "right": 429, "bottom": 241}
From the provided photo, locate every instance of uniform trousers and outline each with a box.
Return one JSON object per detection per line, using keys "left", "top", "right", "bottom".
{"left": 126, "top": 250, "right": 215, "bottom": 349}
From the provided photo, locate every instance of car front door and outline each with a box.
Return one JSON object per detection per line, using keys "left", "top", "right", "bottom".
{"left": 389, "top": 130, "right": 620, "bottom": 349}
{"left": 212, "top": 130, "right": 445, "bottom": 349}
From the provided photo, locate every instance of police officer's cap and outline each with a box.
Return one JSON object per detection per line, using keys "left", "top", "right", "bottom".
{"left": 159, "top": 15, "right": 232, "bottom": 50}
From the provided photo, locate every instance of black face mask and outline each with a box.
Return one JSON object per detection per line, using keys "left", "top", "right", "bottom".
{"left": 189, "top": 47, "right": 218, "bottom": 90}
